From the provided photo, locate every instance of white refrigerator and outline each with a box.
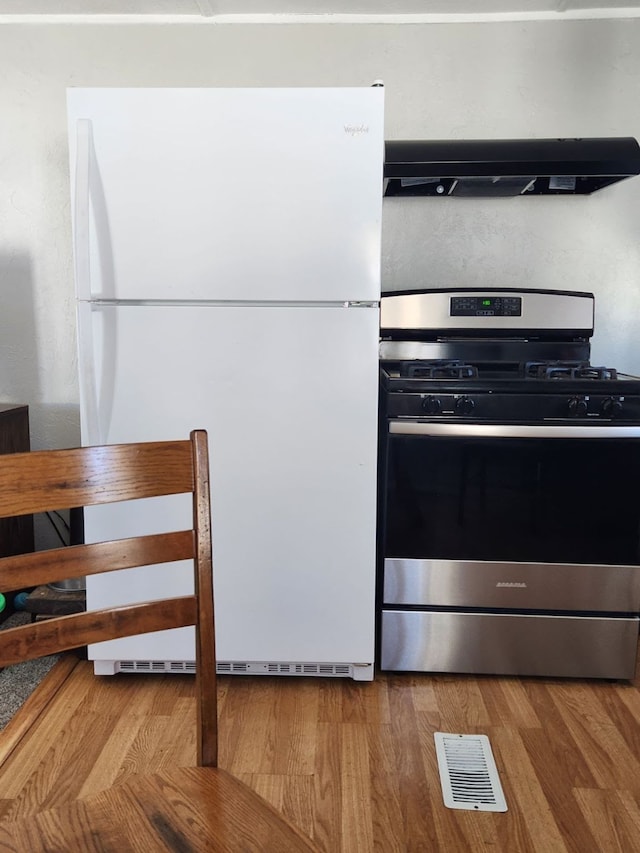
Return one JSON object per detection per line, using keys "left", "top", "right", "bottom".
{"left": 67, "top": 87, "right": 384, "bottom": 681}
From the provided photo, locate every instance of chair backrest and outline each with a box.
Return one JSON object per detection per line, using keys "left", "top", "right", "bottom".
{"left": 0, "top": 429, "right": 217, "bottom": 767}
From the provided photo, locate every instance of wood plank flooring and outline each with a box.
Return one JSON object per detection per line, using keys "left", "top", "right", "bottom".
{"left": 0, "top": 651, "right": 639, "bottom": 851}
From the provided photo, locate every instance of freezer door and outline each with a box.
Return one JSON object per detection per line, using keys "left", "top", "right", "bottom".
{"left": 68, "top": 87, "right": 384, "bottom": 303}
{"left": 81, "top": 303, "right": 378, "bottom": 667}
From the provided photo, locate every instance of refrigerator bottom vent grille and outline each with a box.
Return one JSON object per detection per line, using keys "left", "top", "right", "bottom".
{"left": 216, "top": 662, "right": 353, "bottom": 677}
{"left": 119, "top": 661, "right": 197, "bottom": 674}
{"left": 116, "top": 660, "right": 354, "bottom": 677}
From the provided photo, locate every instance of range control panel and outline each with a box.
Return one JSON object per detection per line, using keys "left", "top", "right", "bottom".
{"left": 386, "top": 392, "right": 639, "bottom": 422}
{"left": 380, "top": 288, "right": 594, "bottom": 334}
{"left": 450, "top": 296, "right": 522, "bottom": 317}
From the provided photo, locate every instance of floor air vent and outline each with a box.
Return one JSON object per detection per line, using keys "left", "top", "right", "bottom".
{"left": 434, "top": 733, "right": 508, "bottom": 812}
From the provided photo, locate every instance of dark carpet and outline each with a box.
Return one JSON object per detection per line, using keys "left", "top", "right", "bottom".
{"left": 0, "top": 612, "right": 59, "bottom": 731}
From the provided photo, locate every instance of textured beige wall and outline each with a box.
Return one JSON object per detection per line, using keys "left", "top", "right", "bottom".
{"left": 0, "top": 19, "right": 639, "bottom": 454}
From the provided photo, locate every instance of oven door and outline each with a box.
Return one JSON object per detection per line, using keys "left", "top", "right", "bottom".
{"left": 385, "top": 421, "right": 640, "bottom": 568}
{"left": 380, "top": 421, "right": 640, "bottom": 677}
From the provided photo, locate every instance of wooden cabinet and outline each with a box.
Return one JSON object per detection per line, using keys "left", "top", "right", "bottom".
{"left": 0, "top": 405, "right": 34, "bottom": 621}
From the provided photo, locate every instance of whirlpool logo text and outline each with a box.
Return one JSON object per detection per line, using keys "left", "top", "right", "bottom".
{"left": 344, "top": 124, "right": 369, "bottom": 136}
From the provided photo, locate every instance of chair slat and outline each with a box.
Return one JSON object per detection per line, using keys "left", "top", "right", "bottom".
{"left": 0, "top": 441, "right": 195, "bottom": 519}
{"left": 0, "top": 596, "right": 198, "bottom": 668}
{"left": 0, "top": 531, "right": 195, "bottom": 593}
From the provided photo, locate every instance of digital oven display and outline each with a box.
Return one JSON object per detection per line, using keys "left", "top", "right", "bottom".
{"left": 450, "top": 296, "right": 522, "bottom": 317}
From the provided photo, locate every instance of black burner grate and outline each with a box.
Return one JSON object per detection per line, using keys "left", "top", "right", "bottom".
{"left": 400, "top": 360, "right": 479, "bottom": 380}
{"left": 524, "top": 361, "right": 618, "bottom": 381}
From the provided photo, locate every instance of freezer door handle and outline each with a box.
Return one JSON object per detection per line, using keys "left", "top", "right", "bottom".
{"left": 74, "top": 119, "right": 102, "bottom": 444}
{"left": 74, "top": 119, "right": 93, "bottom": 302}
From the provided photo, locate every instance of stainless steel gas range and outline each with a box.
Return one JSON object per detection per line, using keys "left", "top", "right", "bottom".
{"left": 377, "top": 287, "right": 640, "bottom": 679}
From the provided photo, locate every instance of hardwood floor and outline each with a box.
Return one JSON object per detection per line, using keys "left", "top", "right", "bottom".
{"left": 0, "top": 651, "right": 639, "bottom": 851}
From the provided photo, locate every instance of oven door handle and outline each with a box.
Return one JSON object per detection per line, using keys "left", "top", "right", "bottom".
{"left": 389, "top": 421, "right": 640, "bottom": 438}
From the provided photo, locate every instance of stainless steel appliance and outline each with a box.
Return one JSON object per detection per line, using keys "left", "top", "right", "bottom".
{"left": 378, "top": 288, "right": 640, "bottom": 679}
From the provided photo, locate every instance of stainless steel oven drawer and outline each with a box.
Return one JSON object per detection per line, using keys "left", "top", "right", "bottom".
{"left": 383, "top": 558, "right": 640, "bottom": 612}
{"left": 380, "top": 610, "right": 640, "bottom": 679}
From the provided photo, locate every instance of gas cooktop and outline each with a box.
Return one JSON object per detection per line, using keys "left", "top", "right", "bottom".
{"left": 379, "top": 289, "right": 640, "bottom": 423}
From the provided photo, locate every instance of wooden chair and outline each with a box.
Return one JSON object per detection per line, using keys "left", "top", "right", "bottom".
{"left": 0, "top": 431, "right": 319, "bottom": 852}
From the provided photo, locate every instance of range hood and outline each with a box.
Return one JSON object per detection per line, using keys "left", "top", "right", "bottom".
{"left": 384, "top": 137, "right": 640, "bottom": 197}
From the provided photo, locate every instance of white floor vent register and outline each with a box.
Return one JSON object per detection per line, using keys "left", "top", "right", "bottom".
{"left": 434, "top": 733, "right": 508, "bottom": 812}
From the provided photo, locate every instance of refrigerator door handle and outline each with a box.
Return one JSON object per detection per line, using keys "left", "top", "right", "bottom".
{"left": 74, "top": 119, "right": 93, "bottom": 302}
{"left": 77, "top": 301, "right": 102, "bottom": 445}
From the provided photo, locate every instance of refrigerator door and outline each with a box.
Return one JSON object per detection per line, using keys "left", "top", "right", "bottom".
{"left": 68, "top": 87, "right": 384, "bottom": 304}
{"left": 81, "top": 302, "right": 378, "bottom": 671}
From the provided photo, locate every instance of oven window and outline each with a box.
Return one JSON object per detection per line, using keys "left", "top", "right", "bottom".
{"left": 384, "top": 436, "right": 640, "bottom": 565}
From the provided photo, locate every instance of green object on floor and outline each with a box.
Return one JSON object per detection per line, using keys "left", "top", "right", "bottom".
{"left": 0, "top": 593, "right": 5, "bottom": 613}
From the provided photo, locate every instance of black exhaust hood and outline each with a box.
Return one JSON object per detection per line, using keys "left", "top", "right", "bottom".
{"left": 384, "top": 137, "right": 640, "bottom": 197}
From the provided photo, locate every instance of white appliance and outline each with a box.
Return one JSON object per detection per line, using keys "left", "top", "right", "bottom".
{"left": 67, "top": 87, "right": 384, "bottom": 681}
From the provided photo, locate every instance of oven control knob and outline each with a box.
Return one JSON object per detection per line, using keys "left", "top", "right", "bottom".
{"left": 455, "top": 396, "right": 475, "bottom": 416}
{"left": 601, "top": 397, "right": 623, "bottom": 418}
{"left": 421, "top": 395, "right": 442, "bottom": 415}
{"left": 568, "top": 397, "right": 588, "bottom": 417}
